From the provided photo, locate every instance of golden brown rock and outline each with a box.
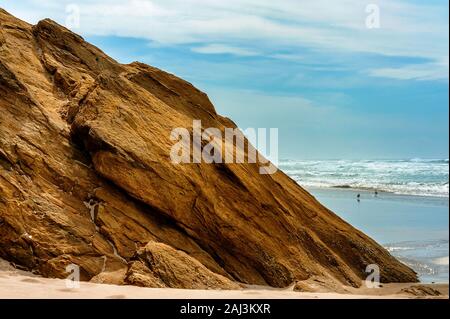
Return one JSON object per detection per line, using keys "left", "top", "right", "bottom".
{"left": 0, "top": 8, "right": 417, "bottom": 290}
{"left": 125, "top": 242, "right": 240, "bottom": 289}
{"left": 400, "top": 285, "right": 442, "bottom": 297}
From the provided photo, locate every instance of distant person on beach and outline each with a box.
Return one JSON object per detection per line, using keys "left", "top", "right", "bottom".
{"left": 374, "top": 190, "right": 378, "bottom": 197}
{"left": 357, "top": 193, "right": 361, "bottom": 202}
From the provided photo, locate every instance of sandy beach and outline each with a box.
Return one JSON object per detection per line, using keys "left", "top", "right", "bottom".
{"left": 0, "top": 258, "right": 447, "bottom": 299}
{"left": 308, "top": 187, "right": 449, "bottom": 241}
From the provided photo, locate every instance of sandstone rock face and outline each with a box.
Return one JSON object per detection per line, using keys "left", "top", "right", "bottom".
{"left": 400, "top": 285, "right": 442, "bottom": 297}
{"left": 125, "top": 242, "right": 240, "bottom": 289}
{"left": 0, "top": 9, "right": 417, "bottom": 289}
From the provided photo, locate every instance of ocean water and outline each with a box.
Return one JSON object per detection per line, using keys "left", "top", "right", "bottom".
{"left": 279, "top": 158, "right": 449, "bottom": 197}
{"left": 279, "top": 159, "right": 449, "bottom": 283}
{"left": 384, "top": 240, "right": 449, "bottom": 283}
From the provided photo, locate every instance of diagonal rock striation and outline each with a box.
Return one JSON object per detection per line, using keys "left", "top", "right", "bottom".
{"left": 0, "top": 8, "right": 417, "bottom": 290}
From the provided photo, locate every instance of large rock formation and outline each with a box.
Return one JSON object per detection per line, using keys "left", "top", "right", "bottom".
{"left": 0, "top": 9, "right": 417, "bottom": 290}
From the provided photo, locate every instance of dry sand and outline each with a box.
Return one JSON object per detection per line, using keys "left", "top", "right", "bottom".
{"left": 0, "top": 259, "right": 447, "bottom": 299}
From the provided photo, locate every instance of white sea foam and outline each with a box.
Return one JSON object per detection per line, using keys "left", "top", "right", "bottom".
{"left": 279, "top": 158, "right": 449, "bottom": 197}
{"left": 433, "top": 256, "right": 449, "bottom": 266}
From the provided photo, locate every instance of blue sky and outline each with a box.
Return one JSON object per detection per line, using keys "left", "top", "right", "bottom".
{"left": 1, "top": 0, "right": 448, "bottom": 159}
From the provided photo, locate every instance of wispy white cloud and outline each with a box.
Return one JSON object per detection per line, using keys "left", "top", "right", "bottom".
{"left": 368, "top": 56, "right": 449, "bottom": 81}
{"left": 1, "top": 0, "right": 448, "bottom": 80}
{"left": 191, "top": 44, "right": 259, "bottom": 56}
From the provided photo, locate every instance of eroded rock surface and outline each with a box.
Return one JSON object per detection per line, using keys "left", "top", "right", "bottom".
{"left": 125, "top": 242, "right": 240, "bottom": 289}
{"left": 400, "top": 285, "right": 442, "bottom": 297}
{"left": 0, "top": 9, "right": 417, "bottom": 289}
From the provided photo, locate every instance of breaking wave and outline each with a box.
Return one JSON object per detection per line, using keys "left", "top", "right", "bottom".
{"left": 279, "top": 159, "right": 449, "bottom": 197}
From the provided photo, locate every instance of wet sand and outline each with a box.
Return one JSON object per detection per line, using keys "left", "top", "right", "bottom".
{"left": 307, "top": 187, "right": 449, "bottom": 283}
